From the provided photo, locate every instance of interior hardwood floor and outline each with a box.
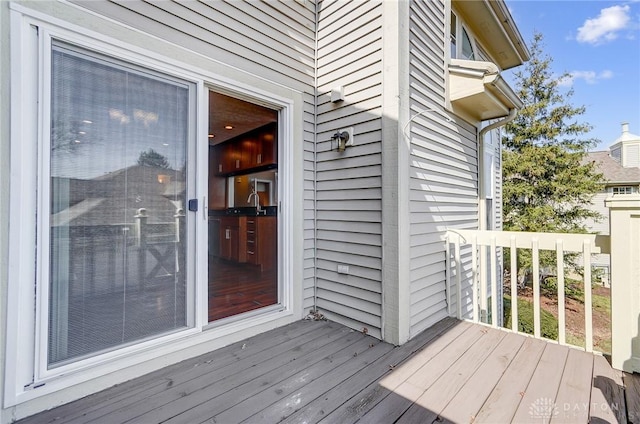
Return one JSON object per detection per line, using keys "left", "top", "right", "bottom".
{"left": 208, "top": 256, "right": 277, "bottom": 322}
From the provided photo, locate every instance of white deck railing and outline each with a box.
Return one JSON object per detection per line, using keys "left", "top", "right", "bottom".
{"left": 445, "top": 229, "right": 610, "bottom": 352}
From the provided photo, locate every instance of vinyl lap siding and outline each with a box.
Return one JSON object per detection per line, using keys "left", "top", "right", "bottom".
{"left": 68, "top": 0, "right": 318, "bottom": 311}
{"left": 408, "top": 0, "right": 479, "bottom": 337}
{"left": 315, "top": 0, "right": 383, "bottom": 338}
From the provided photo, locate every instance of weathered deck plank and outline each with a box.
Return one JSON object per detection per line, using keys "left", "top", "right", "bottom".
{"left": 395, "top": 327, "right": 507, "bottom": 423}
{"left": 551, "top": 348, "right": 595, "bottom": 423}
{"left": 17, "top": 318, "right": 638, "bottom": 424}
{"left": 279, "top": 317, "right": 458, "bottom": 424}
{"left": 511, "top": 342, "right": 569, "bottom": 423}
{"left": 590, "top": 354, "right": 626, "bottom": 424}
{"left": 357, "top": 323, "right": 487, "bottom": 423}
{"left": 317, "top": 320, "right": 473, "bottom": 424}
{"left": 21, "top": 319, "right": 322, "bottom": 424}
{"left": 104, "top": 323, "right": 352, "bottom": 424}
{"left": 472, "top": 336, "right": 547, "bottom": 423}
{"left": 625, "top": 371, "right": 640, "bottom": 424}
{"left": 204, "top": 336, "right": 384, "bottom": 423}
{"left": 316, "top": 320, "right": 472, "bottom": 423}
{"left": 245, "top": 340, "right": 394, "bottom": 423}
{"left": 142, "top": 326, "right": 365, "bottom": 423}
{"left": 67, "top": 321, "right": 343, "bottom": 424}
{"left": 436, "top": 331, "right": 525, "bottom": 423}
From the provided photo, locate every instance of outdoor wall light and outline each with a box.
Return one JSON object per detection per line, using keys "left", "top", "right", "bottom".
{"left": 332, "top": 130, "right": 350, "bottom": 152}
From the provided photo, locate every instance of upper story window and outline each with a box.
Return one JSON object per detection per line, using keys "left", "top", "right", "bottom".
{"left": 611, "top": 186, "right": 637, "bottom": 194}
{"left": 450, "top": 11, "right": 475, "bottom": 60}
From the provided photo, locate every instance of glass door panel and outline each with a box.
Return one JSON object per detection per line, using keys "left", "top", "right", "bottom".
{"left": 207, "top": 91, "right": 279, "bottom": 322}
{"left": 48, "top": 43, "right": 193, "bottom": 367}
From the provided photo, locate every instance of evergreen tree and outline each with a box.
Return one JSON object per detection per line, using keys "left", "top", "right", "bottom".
{"left": 502, "top": 32, "right": 604, "bottom": 235}
{"left": 137, "top": 148, "right": 170, "bottom": 169}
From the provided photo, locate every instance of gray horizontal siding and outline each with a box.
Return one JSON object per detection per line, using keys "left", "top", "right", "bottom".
{"left": 408, "top": 0, "right": 479, "bottom": 338}
{"left": 315, "top": 0, "right": 383, "bottom": 336}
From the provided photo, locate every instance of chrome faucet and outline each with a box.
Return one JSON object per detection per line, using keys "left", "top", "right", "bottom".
{"left": 247, "top": 190, "right": 264, "bottom": 214}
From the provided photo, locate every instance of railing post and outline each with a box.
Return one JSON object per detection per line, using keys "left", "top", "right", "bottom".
{"left": 605, "top": 194, "right": 640, "bottom": 372}
{"left": 135, "top": 208, "right": 148, "bottom": 291}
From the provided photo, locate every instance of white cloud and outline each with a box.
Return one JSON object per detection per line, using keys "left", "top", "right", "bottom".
{"left": 577, "top": 5, "right": 631, "bottom": 45}
{"left": 557, "top": 70, "right": 615, "bottom": 86}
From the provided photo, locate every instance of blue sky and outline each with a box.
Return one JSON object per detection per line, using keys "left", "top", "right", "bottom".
{"left": 504, "top": 0, "right": 640, "bottom": 151}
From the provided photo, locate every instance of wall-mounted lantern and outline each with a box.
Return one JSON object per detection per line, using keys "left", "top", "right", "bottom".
{"left": 331, "top": 127, "right": 353, "bottom": 152}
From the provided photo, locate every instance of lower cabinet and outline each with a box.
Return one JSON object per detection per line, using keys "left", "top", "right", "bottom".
{"left": 219, "top": 216, "right": 246, "bottom": 263}
{"left": 214, "top": 215, "right": 276, "bottom": 269}
{"left": 246, "top": 216, "right": 277, "bottom": 271}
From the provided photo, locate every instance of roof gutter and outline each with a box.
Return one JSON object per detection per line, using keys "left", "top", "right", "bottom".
{"left": 487, "top": 0, "right": 531, "bottom": 64}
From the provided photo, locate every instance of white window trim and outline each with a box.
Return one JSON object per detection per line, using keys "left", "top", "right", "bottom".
{"left": 450, "top": 11, "right": 478, "bottom": 61}
{"left": 611, "top": 186, "right": 636, "bottom": 195}
{"left": 6, "top": 4, "right": 298, "bottom": 407}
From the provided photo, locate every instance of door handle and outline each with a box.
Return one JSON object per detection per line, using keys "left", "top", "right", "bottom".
{"left": 203, "top": 196, "right": 208, "bottom": 220}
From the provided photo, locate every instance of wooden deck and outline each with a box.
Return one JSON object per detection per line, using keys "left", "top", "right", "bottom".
{"left": 20, "top": 318, "right": 640, "bottom": 424}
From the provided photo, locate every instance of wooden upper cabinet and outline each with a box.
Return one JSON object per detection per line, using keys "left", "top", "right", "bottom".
{"left": 213, "top": 123, "right": 277, "bottom": 176}
{"left": 255, "top": 123, "right": 277, "bottom": 167}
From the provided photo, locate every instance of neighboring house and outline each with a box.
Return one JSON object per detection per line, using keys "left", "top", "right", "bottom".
{"left": 585, "top": 122, "right": 640, "bottom": 285}
{"left": 0, "top": 0, "right": 528, "bottom": 421}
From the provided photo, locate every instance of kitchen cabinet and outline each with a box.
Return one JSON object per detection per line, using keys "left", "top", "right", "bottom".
{"left": 212, "top": 143, "right": 244, "bottom": 175}
{"left": 218, "top": 216, "right": 246, "bottom": 263}
{"left": 251, "top": 123, "right": 277, "bottom": 168}
{"left": 246, "top": 216, "right": 276, "bottom": 271}
{"left": 209, "top": 218, "right": 220, "bottom": 256}
{"left": 212, "top": 123, "right": 277, "bottom": 176}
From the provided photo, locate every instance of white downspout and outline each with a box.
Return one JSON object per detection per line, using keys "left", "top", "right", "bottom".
{"left": 477, "top": 108, "right": 517, "bottom": 324}
{"left": 478, "top": 107, "right": 517, "bottom": 231}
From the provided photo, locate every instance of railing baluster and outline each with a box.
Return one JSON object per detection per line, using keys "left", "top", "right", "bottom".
{"left": 490, "top": 235, "right": 497, "bottom": 327}
{"left": 454, "top": 235, "right": 462, "bottom": 320}
{"left": 510, "top": 237, "right": 518, "bottom": 333}
{"left": 444, "top": 229, "right": 607, "bottom": 349}
{"left": 471, "top": 234, "right": 478, "bottom": 323}
{"left": 480, "top": 241, "right": 488, "bottom": 323}
{"left": 532, "top": 239, "right": 541, "bottom": 338}
{"left": 556, "top": 240, "right": 565, "bottom": 345}
{"left": 584, "top": 240, "right": 593, "bottom": 352}
{"left": 445, "top": 234, "right": 451, "bottom": 317}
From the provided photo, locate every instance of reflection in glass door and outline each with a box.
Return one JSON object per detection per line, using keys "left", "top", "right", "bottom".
{"left": 207, "top": 91, "right": 279, "bottom": 322}
{"left": 48, "top": 43, "right": 194, "bottom": 367}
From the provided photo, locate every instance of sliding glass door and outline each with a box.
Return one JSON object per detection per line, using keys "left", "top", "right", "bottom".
{"left": 47, "top": 42, "right": 195, "bottom": 367}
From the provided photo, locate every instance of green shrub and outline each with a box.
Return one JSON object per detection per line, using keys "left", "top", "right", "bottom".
{"left": 503, "top": 295, "right": 558, "bottom": 340}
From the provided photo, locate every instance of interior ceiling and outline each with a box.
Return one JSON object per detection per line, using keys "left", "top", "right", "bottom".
{"left": 208, "top": 91, "right": 278, "bottom": 145}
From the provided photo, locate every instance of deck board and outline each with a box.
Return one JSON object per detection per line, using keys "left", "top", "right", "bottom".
{"left": 625, "top": 371, "right": 640, "bottom": 424}
{"left": 316, "top": 318, "right": 469, "bottom": 424}
{"left": 73, "top": 322, "right": 344, "bottom": 424}
{"left": 436, "top": 331, "right": 525, "bottom": 423}
{"left": 459, "top": 336, "right": 547, "bottom": 423}
{"left": 395, "top": 328, "right": 507, "bottom": 423}
{"left": 245, "top": 340, "right": 394, "bottom": 423}
{"left": 148, "top": 326, "right": 365, "bottom": 423}
{"left": 205, "top": 336, "right": 382, "bottom": 423}
{"left": 551, "top": 348, "right": 595, "bottom": 423}
{"left": 351, "top": 322, "right": 483, "bottom": 423}
{"left": 590, "top": 354, "right": 626, "bottom": 423}
{"left": 18, "top": 318, "right": 638, "bottom": 424}
{"left": 279, "top": 317, "right": 458, "bottom": 424}
{"left": 510, "top": 342, "right": 569, "bottom": 423}
{"left": 102, "top": 323, "right": 352, "bottom": 424}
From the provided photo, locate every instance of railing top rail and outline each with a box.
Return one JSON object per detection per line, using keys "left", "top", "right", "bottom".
{"left": 447, "top": 229, "right": 610, "bottom": 254}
